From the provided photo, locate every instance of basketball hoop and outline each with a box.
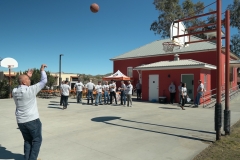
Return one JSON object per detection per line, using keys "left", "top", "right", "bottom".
{"left": 162, "top": 42, "right": 176, "bottom": 52}
{"left": 8, "top": 65, "right": 14, "bottom": 68}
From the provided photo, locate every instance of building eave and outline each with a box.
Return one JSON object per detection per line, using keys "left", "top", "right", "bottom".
{"left": 134, "top": 64, "right": 216, "bottom": 71}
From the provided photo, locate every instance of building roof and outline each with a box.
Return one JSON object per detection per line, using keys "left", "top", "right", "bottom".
{"left": 134, "top": 59, "right": 216, "bottom": 70}
{"left": 110, "top": 36, "right": 218, "bottom": 61}
{"left": 230, "top": 60, "right": 240, "bottom": 67}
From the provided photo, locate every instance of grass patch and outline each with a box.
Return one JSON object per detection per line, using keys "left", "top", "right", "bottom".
{"left": 193, "top": 120, "right": 240, "bottom": 160}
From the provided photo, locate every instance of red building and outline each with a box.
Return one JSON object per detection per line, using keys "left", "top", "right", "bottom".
{"left": 110, "top": 36, "right": 240, "bottom": 103}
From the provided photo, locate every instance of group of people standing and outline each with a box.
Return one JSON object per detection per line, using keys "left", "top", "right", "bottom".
{"left": 60, "top": 79, "right": 135, "bottom": 108}
{"left": 169, "top": 80, "right": 205, "bottom": 110}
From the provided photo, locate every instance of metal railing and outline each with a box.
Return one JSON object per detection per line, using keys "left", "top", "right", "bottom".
{"left": 202, "top": 85, "right": 240, "bottom": 108}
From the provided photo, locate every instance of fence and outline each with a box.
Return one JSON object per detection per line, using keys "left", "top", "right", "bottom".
{"left": 202, "top": 85, "right": 240, "bottom": 108}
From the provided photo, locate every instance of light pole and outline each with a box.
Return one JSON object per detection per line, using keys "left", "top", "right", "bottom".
{"left": 59, "top": 54, "right": 64, "bottom": 90}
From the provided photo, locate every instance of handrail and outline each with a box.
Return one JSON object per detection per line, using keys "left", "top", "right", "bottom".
{"left": 202, "top": 85, "right": 240, "bottom": 108}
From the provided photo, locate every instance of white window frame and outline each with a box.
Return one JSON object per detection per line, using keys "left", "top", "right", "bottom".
{"left": 204, "top": 74, "right": 207, "bottom": 91}
{"left": 127, "top": 67, "right": 133, "bottom": 78}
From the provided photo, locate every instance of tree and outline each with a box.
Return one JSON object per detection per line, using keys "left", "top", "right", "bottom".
{"left": 46, "top": 71, "right": 56, "bottom": 89}
{"left": 228, "top": 0, "right": 240, "bottom": 56}
{"left": 230, "top": 33, "right": 240, "bottom": 56}
{"left": 228, "top": 0, "right": 240, "bottom": 30}
{"left": 150, "top": 0, "right": 205, "bottom": 39}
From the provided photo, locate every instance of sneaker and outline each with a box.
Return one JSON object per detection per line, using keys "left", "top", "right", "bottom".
{"left": 95, "top": 104, "right": 98, "bottom": 106}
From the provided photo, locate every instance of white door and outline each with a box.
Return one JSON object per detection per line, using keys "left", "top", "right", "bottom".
{"left": 149, "top": 75, "right": 159, "bottom": 101}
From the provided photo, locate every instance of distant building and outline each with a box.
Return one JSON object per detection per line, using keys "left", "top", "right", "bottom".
{"left": 110, "top": 36, "right": 240, "bottom": 103}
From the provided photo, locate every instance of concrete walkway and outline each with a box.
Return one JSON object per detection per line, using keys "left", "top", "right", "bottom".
{"left": 0, "top": 95, "right": 240, "bottom": 160}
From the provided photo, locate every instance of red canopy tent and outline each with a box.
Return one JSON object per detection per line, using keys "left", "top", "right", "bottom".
{"left": 102, "top": 70, "right": 130, "bottom": 81}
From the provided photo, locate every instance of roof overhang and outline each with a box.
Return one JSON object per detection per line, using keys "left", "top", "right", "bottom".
{"left": 134, "top": 64, "right": 216, "bottom": 71}
{"left": 230, "top": 60, "right": 240, "bottom": 67}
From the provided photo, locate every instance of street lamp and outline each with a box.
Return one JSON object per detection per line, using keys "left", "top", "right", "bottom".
{"left": 59, "top": 54, "right": 64, "bottom": 90}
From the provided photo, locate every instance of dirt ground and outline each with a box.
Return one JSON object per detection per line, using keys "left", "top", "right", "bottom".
{"left": 193, "top": 120, "right": 240, "bottom": 160}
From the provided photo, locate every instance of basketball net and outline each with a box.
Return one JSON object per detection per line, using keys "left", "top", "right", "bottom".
{"left": 162, "top": 42, "right": 176, "bottom": 52}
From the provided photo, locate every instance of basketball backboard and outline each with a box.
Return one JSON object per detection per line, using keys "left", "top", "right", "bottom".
{"left": 0, "top": 57, "right": 18, "bottom": 68}
{"left": 170, "top": 21, "right": 189, "bottom": 47}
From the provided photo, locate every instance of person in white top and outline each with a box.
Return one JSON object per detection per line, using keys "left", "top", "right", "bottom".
{"left": 168, "top": 82, "right": 176, "bottom": 104}
{"left": 194, "top": 80, "right": 204, "bottom": 107}
{"left": 109, "top": 80, "right": 117, "bottom": 105}
{"left": 136, "top": 80, "right": 142, "bottom": 100}
{"left": 61, "top": 80, "right": 71, "bottom": 109}
{"left": 103, "top": 81, "right": 110, "bottom": 104}
{"left": 178, "top": 82, "right": 182, "bottom": 104}
{"left": 12, "top": 64, "right": 47, "bottom": 160}
{"left": 85, "top": 79, "right": 95, "bottom": 104}
{"left": 95, "top": 81, "right": 103, "bottom": 106}
{"left": 74, "top": 79, "right": 84, "bottom": 103}
{"left": 125, "top": 81, "right": 133, "bottom": 107}
{"left": 119, "top": 80, "right": 126, "bottom": 105}
{"left": 60, "top": 80, "right": 64, "bottom": 106}
{"left": 180, "top": 83, "right": 187, "bottom": 110}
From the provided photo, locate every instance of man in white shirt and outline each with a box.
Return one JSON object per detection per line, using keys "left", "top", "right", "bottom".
{"left": 126, "top": 80, "right": 133, "bottom": 107}
{"left": 109, "top": 80, "right": 117, "bottom": 105}
{"left": 12, "top": 64, "right": 47, "bottom": 160}
{"left": 178, "top": 82, "right": 182, "bottom": 104}
{"left": 95, "top": 81, "right": 103, "bottom": 106}
{"left": 85, "top": 79, "right": 95, "bottom": 105}
{"left": 60, "top": 80, "right": 71, "bottom": 109}
{"left": 102, "top": 81, "right": 110, "bottom": 104}
{"left": 136, "top": 80, "right": 142, "bottom": 100}
{"left": 168, "top": 82, "right": 176, "bottom": 104}
{"left": 120, "top": 81, "right": 126, "bottom": 105}
{"left": 194, "top": 80, "right": 204, "bottom": 107}
{"left": 74, "top": 79, "right": 84, "bottom": 103}
{"left": 60, "top": 80, "right": 64, "bottom": 106}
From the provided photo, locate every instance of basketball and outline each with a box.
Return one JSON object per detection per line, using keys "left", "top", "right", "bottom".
{"left": 90, "top": 3, "right": 99, "bottom": 13}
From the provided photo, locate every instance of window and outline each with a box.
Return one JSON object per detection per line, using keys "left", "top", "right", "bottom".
{"left": 127, "top": 67, "right": 133, "bottom": 78}
{"left": 233, "top": 67, "right": 235, "bottom": 83}
{"left": 204, "top": 74, "right": 207, "bottom": 91}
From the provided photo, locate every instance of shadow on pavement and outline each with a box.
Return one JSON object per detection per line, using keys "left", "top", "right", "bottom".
{"left": 50, "top": 101, "right": 59, "bottom": 103}
{"left": 48, "top": 103, "right": 59, "bottom": 106}
{"left": 91, "top": 116, "right": 121, "bottom": 122}
{"left": 159, "top": 107, "right": 180, "bottom": 110}
{"left": 91, "top": 116, "right": 214, "bottom": 143}
{"left": 120, "top": 119, "right": 215, "bottom": 134}
{"left": 0, "top": 145, "right": 24, "bottom": 160}
{"left": 48, "top": 106, "right": 63, "bottom": 110}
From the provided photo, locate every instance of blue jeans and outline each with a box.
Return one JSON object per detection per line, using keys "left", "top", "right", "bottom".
{"left": 62, "top": 95, "right": 69, "bottom": 108}
{"left": 104, "top": 91, "right": 109, "bottom": 104}
{"left": 95, "top": 92, "right": 102, "bottom": 105}
{"left": 194, "top": 92, "right": 203, "bottom": 105}
{"left": 87, "top": 90, "right": 93, "bottom": 100}
{"left": 76, "top": 91, "right": 82, "bottom": 103}
{"left": 18, "top": 118, "right": 42, "bottom": 160}
{"left": 120, "top": 91, "right": 126, "bottom": 105}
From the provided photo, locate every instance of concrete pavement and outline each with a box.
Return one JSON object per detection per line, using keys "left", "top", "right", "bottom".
{"left": 0, "top": 94, "right": 240, "bottom": 160}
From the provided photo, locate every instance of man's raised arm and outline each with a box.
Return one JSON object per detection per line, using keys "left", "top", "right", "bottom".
{"left": 39, "top": 64, "right": 48, "bottom": 89}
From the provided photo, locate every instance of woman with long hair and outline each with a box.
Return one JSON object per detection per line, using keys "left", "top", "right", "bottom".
{"left": 180, "top": 83, "right": 187, "bottom": 110}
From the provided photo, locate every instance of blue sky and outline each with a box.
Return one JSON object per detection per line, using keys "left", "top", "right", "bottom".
{"left": 0, "top": 0, "right": 238, "bottom": 75}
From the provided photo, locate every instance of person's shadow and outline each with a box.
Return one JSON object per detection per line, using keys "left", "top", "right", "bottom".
{"left": 0, "top": 145, "right": 24, "bottom": 160}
